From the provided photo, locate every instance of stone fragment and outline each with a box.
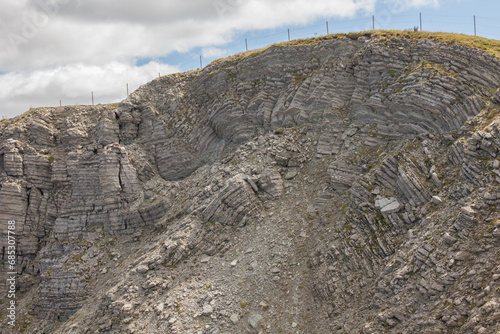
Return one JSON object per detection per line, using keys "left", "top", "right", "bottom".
{"left": 156, "top": 303, "right": 164, "bottom": 313}
{"left": 202, "top": 304, "right": 213, "bottom": 315}
{"left": 431, "top": 172, "right": 441, "bottom": 186}
{"left": 443, "top": 233, "right": 457, "bottom": 245}
{"left": 136, "top": 265, "right": 149, "bottom": 274}
{"left": 4, "top": 152, "right": 23, "bottom": 176}
{"left": 432, "top": 196, "right": 443, "bottom": 204}
{"left": 270, "top": 266, "right": 280, "bottom": 274}
{"left": 375, "top": 197, "right": 401, "bottom": 213}
{"left": 342, "top": 126, "right": 358, "bottom": 140}
{"left": 461, "top": 206, "right": 476, "bottom": 216}
{"left": 244, "top": 176, "right": 259, "bottom": 192}
{"left": 328, "top": 161, "right": 363, "bottom": 191}
{"left": 202, "top": 174, "right": 259, "bottom": 226}
{"left": 230, "top": 313, "right": 239, "bottom": 324}
{"left": 493, "top": 89, "right": 500, "bottom": 104}
{"left": 248, "top": 314, "right": 262, "bottom": 328}
{"left": 251, "top": 261, "right": 258, "bottom": 270}
{"left": 257, "top": 171, "right": 284, "bottom": 198}
{"left": 284, "top": 171, "right": 297, "bottom": 180}
{"left": 123, "top": 303, "right": 134, "bottom": 312}
{"left": 477, "top": 327, "right": 487, "bottom": 334}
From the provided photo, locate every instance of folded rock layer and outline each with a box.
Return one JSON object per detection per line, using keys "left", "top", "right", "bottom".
{"left": 1, "top": 31, "right": 500, "bottom": 333}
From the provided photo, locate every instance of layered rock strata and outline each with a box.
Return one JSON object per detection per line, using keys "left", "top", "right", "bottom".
{"left": 0, "top": 32, "right": 500, "bottom": 333}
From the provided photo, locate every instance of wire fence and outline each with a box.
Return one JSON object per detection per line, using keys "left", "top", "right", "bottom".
{"left": 58, "top": 11, "right": 500, "bottom": 108}
{"left": 237, "top": 13, "right": 500, "bottom": 54}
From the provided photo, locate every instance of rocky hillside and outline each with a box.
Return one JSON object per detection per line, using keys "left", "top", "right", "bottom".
{"left": 1, "top": 31, "right": 500, "bottom": 333}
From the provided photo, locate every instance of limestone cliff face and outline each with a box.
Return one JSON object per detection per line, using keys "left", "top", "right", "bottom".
{"left": 1, "top": 32, "right": 500, "bottom": 333}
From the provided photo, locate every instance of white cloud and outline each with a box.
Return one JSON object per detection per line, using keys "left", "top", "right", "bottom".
{"left": 383, "top": 0, "right": 440, "bottom": 11}
{"left": 0, "top": 61, "right": 178, "bottom": 117}
{"left": 0, "top": 0, "right": 446, "bottom": 118}
{"left": 202, "top": 47, "right": 229, "bottom": 59}
{"left": 0, "top": 0, "right": 378, "bottom": 71}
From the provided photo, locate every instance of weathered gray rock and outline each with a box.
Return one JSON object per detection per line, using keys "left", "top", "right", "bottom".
{"left": 443, "top": 232, "right": 457, "bottom": 245}
{"left": 375, "top": 197, "right": 401, "bottom": 213}
{"left": 328, "top": 161, "right": 363, "bottom": 191}
{"left": 432, "top": 196, "right": 443, "bottom": 204}
{"left": 202, "top": 304, "right": 213, "bottom": 315}
{"left": 1, "top": 33, "right": 500, "bottom": 334}
{"left": 248, "top": 313, "right": 262, "bottom": 328}
{"left": 136, "top": 265, "right": 149, "bottom": 274}
{"left": 270, "top": 267, "right": 280, "bottom": 274}
{"left": 230, "top": 313, "right": 239, "bottom": 324}
{"left": 256, "top": 171, "right": 283, "bottom": 198}
{"left": 202, "top": 174, "right": 260, "bottom": 226}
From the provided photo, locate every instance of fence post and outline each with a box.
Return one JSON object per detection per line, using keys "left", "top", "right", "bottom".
{"left": 200, "top": 55, "right": 202, "bottom": 69}
{"left": 126, "top": 83, "right": 129, "bottom": 96}
{"left": 91, "top": 92, "right": 94, "bottom": 106}
{"left": 474, "top": 15, "right": 476, "bottom": 36}
{"left": 288, "top": 28, "right": 290, "bottom": 41}
{"left": 326, "top": 21, "right": 329, "bottom": 35}
{"left": 372, "top": 15, "right": 374, "bottom": 30}
{"left": 420, "top": 13, "right": 422, "bottom": 31}
{"left": 245, "top": 38, "right": 248, "bottom": 51}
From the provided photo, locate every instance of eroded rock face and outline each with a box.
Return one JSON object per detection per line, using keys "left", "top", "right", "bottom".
{"left": 1, "top": 33, "right": 500, "bottom": 333}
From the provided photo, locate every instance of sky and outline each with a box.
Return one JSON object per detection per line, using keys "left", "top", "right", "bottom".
{"left": 0, "top": 0, "right": 499, "bottom": 119}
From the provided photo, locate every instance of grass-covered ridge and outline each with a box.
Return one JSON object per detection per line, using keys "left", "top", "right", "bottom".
{"left": 279, "top": 30, "right": 500, "bottom": 59}
{"left": 208, "top": 30, "right": 500, "bottom": 67}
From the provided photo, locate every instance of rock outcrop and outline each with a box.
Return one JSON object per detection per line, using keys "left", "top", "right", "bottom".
{"left": 1, "top": 31, "right": 500, "bottom": 333}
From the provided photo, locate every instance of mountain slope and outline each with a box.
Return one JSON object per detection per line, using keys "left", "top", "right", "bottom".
{"left": 1, "top": 31, "right": 500, "bottom": 333}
